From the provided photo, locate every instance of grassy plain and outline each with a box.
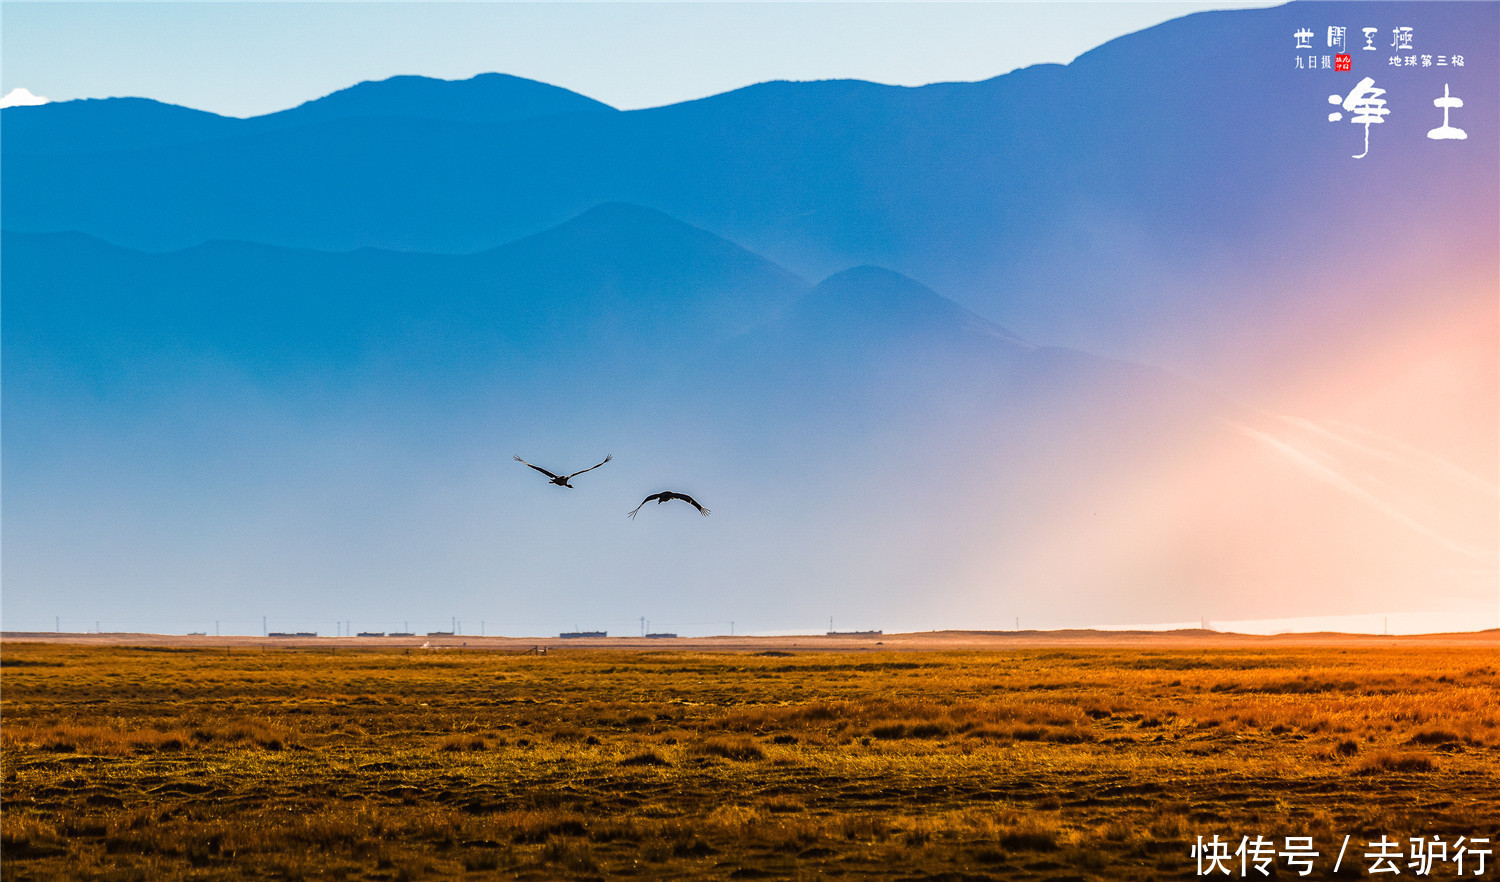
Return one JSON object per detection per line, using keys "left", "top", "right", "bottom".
{"left": 2, "top": 639, "right": 1498, "bottom": 880}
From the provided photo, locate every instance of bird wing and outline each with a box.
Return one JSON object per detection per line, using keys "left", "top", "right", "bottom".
{"left": 566, "top": 454, "right": 613, "bottom": 480}
{"left": 627, "top": 492, "right": 663, "bottom": 519}
{"left": 513, "top": 455, "right": 561, "bottom": 480}
{"left": 666, "top": 492, "right": 711, "bottom": 516}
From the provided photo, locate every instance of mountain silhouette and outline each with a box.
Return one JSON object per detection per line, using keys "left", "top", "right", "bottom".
{"left": 261, "top": 73, "right": 616, "bottom": 128}
{"left": 4, "top": 2, "right": 1490, "bottom": 403}
{"left": 785, "top": 265, "right": 1028, "bottom": 347}
{"left": 0, "top": 97, "right": 243, "bottom": 155}
{"left": 3, "top": 203, "right": 800, "bottom": 398}
{"left": 1, "top": 73, "right": 615, "bottom": 157}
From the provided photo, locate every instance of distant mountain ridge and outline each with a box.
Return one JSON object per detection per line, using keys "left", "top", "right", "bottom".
{"left": 263, "top": 73, "right": 617, "bottom": 128}
{"left": 2, "top": 203, "right": 796, "bottom": 374}
{"left": 3, "top": 2, "right": 1490, "bottom": 400}
{"left": 0, "top": 73, "right": 616, "bottom": 156}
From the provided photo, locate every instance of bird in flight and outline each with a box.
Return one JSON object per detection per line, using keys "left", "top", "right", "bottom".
{"left": 628, "top": 491, "right": 711, "bottom": 518}
{"left": 513, "top": 454, "right": 612, "bottom": 488}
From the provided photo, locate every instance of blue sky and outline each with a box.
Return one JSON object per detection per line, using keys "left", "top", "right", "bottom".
{"left": 2, "top": 1, "right": 1276, "bottom": 116}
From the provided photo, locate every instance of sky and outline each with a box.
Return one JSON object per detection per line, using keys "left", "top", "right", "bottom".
{"left": 3, "top": 0, "right": 1495, "bottom": 638}
{"left": 2, "top": 1, "right": 1278, "bottom": 117}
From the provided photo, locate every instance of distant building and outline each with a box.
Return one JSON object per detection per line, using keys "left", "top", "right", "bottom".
{"left": 389, "top": 632, "right": 415, "bottom": 637}
{"left": 644, "top": 632, "right": 677, "bottom": 639}
{"left": 426, "top": 631, "right": 454, "bottom": 637}
{"left": 827, "top": 630, "right": 882, "bottom": 637}
{"left": 357, "top": 631, "right": 385, "bottom": 637}
{"left": 559, "top": 631, "right": 607, "bottom": 639}
{"left": 267, "top": 632, "right": 318, "bottom": 638}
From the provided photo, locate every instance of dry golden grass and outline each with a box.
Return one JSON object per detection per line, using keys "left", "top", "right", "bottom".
{"left": 1, "top": 643, "right": 1497, "bottom": 879}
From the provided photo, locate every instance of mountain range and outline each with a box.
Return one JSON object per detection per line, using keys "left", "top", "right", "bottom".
{"left": 5, "top": 3, "right": 1494, "bottom": 391}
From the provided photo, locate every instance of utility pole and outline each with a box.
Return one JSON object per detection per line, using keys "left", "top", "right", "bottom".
{"left": 641, "top": 616, "right": 645, "bottom": 637}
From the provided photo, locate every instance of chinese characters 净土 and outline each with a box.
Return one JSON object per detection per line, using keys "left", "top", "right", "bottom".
{"left": 1427, "top": 84, "right": 1466, "bottom": 140}
{"left": 1327, "top": 77, "right": 1389, "bottom": 159}
{"left": 1322, "top": 80, "right": 1469, "bottom": 157}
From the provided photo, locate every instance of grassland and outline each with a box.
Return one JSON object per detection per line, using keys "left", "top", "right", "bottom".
{"left": 2, "top": 640, "right": 1497, "bottom": 880}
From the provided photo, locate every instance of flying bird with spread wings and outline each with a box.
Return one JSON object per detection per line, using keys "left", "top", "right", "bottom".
{"left": 628, "top": 491, "right": 711, "bottom": 518}
{"left": 513, "top": 454, "right": 612, "bottom": 488}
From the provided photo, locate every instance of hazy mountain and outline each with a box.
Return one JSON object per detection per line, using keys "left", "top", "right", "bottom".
{"left": 3, "top": 203, "right": 800, "bottom": 407}
{"left": 261, "top": 73, "right": 616, "bottom": 128}
{"left": 0, "top": 97, "right": 244, "bottom": 155}
{"left": 4, "top": 2, "right": 1490, "bottom": 402}
{"left": 0, "top": 73, "right": 615, "bottom": 156}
